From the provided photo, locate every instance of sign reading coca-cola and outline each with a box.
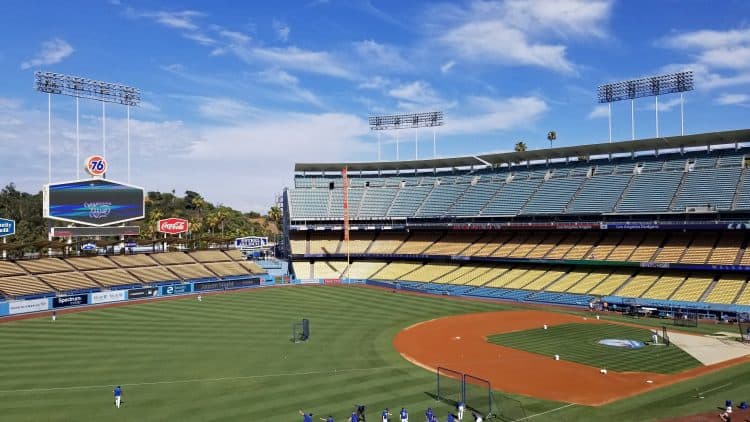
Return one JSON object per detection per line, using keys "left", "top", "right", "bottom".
{"left": 157, "top": 218, "right": 189, "bottom": 234}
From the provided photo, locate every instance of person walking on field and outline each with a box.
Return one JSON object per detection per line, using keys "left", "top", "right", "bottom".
{"left": 113, "top": 386, "right": 122, "bottom": 408}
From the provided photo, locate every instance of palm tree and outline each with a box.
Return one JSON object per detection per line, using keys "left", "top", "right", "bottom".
{"left": 514, "top": 141, "right": 527, "bottom": 152}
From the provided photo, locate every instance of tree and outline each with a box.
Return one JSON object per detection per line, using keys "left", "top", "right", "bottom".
{"left": 514, "top": 141, "right": 527, "bottom": 152}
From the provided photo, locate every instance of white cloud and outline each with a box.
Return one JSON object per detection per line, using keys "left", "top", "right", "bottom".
{"left": 256, "top": 68, "right": 323, "bottom": 107}
{"left": 234, "top": 46, "right": 353, "bottom": 79}
{"left": 357, "top": 76, "right": 390, "bottom": 90}
{"left": 195, "top": 97, "right": 259, "bottom": 120}
{"left": 715, "top": 93, "right": 750, "bottom": 106}
{"left": 182, "top": 32, "right": 216, "bottom": 46}
{"left": 643, "top": 97, "right": 682, "bottom": 112}
{"left": 440, "top": 20, "right": 574, "bottom": 73}
{"left": 587, "top": 104, "right": 609, "bottom": 119}
{"left": 431, "top": 0, "right": 613, "bottom": 73}
{"left": 440, "top": 60, "right": 455, "bottom": 74}
{"left": 21, "top": 38, "right": 74, "bottom": 69}
{"left": 388, "top": 81, "right": 444, "bottom": 108}
{"left": 187, "top": 113, "right": 372, "bottom": 210}
{"left": 659, "top": 27, "right": 750, "bottom": 92}
{"left": 142, "top": 10, "right": 204, "bottom": 31}
{"left": 353, "top": 40, "right": 410, "bottom": 70}
{"left": 272, "top": 20, "right": 291, "bottom": 42}
{"left": 218, "top": 30, "right": 251, "bottom": 44}
{"left": 446, "top": 96, "right": 548, "bottom": 135}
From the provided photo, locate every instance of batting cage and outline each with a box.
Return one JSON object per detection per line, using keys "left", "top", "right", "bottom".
{"left": 492, "top": 392, "right": 526, "bottom": 422}
{"left": 673, "top": 308, "right": 698, "bottom": 328}
{"left": 436, "top": 367, "right": 464, "bottom": 406}
{"left": 738, "top": 313, "right": 750, "bottom": 342}
{"left": 463, "top": 374, "right": 492, "bottom": 418}
{"left": 291, "top": 318, "right": 310, "bottom": 342}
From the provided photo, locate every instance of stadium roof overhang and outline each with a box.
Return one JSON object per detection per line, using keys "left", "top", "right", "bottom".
{"left": 294, "top": 128, "right": 750, "bottom": 173}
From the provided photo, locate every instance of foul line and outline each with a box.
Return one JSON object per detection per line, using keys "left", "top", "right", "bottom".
{"left": 698, "top": 382, "right": 732, "bottom": 397}
{"left": 0, "top": 365, "right": 402, "bottom": 394}
{"left": 513, "top": 403, "right": 575, "bottom": 421}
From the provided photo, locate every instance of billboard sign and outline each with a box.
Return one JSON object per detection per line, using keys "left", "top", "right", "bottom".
{"left": 51, "top": 226, "right": 140, "bottom": 237}
{"left": 0, "top": 218, "right": 15, "bottom": 238}
{"left": 8, "top": 298, "right": 49, "bottom": 315}
{"left": 85, "top": 155, "right": 108, "bottom": 177}
{"left": 157, "top": 218, "right": 189, "bottom": 235}
{"left": 80, "top": 243, "right": 97, "bottom": 251}
{"left": 128, "top": 287, "right": 158, "bottom": 299}
{"left": 91, "top": 290, "right": 126, "bottom": 304}
{"left": 235, "top": 236, "right": 268, "bottom": 250}
{"left": 161, "top": 284, "right": 192, "bottom": 295}
{"left": 44, "top": 179, "right": 145, "bottom": 227}
{"left": 53, "top": 294, "right": 88, "bottom": 308}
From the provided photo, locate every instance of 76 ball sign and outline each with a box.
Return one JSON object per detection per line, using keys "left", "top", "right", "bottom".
{"left": 85, "top": 155, "right": 108, "bottom": 177}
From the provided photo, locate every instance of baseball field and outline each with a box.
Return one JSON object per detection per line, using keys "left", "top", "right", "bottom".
{"left": 0, "top": 285, "right": 748, "bottom": 421}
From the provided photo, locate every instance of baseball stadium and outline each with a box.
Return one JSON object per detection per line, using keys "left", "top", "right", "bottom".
{"left": 1, "top": 124, "right": 750, "bottom": 422}
{"left": 3, "top": 4, "right": 750, "bottom": 421}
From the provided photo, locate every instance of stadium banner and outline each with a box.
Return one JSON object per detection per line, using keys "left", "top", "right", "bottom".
{"left": 90, "top": 290, "right": 127, "bottom": 304}
{"left": 161, "top": 284, "right": 192, "bottom": 295}
{"left": 51, "top": 226, "right": 140, "bottom": 237}
{"left": 53, "top": 294, "right": 88, "bottom": 308}
{"left": 0, "top": 218, "right": 16, "bottom": 237}
{"left": 157, "top": 218, "right": 189, "bottom": 235}
{"left": 323, "top": 279, "right": 342, "bottom": 285}
{"left": 193, "top": 278, "right": 261, "bottom": 292}
{"left": 128, "top": 287, "right": 159, "bottom": 300}
{"left": 299, "top": 279, "right": 320, "bottom": 284}
{"left": 8, "top": 298, "right": 49, "bottom": 315}
{"left": 235, "top": 236, "right": 269, "bottom": 250}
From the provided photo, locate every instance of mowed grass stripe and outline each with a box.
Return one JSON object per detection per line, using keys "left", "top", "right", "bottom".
{"left": 0, "top": 286, "right": 511, "bottom": 422}
{"left": 488, "top": 323, "right": 701, "bottom": 374}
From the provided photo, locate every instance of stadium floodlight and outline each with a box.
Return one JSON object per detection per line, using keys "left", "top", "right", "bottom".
{"left": 34, "top": 71, "right": 141, "bottom": 183}
{"left": 368, "top": 111, "right": 444, "bottom": 160}
{"left": 597, "top": 71, "right": 694, "bottom": 141}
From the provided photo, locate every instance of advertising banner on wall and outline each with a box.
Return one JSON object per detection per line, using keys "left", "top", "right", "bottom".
{"left": 194, "top": 278, "right": 260, "bottom": 292}
{"left": 8, "top": 298, "right": 49, "bottom": 315}
{"left": 91, "top": 290, "right": 127, "bottom": 304}
{"left": 128, "top": 287, "right": 158, "bottom": 299}
{"left": 235, "top": 236, "right": 268, "bottom": 250}
{"left": 161, "top": 284, "right": 192, "bottom": 295}
{"left": 53, "top": 294, "right": 88, "bottom": 308}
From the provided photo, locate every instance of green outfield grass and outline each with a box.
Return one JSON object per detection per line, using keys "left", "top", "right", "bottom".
{"left": 488, "top": 323, "right": 701, "bottom": 373}
{"left": 0, "top": 286, "right": 746, "bottom": 422}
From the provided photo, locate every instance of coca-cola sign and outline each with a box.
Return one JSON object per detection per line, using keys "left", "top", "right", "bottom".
{"left": 157, "top": 218, "right": 189, "bottom": 234}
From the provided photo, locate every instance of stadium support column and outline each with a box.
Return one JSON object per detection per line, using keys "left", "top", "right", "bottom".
{"left": 48, "top": 93, "right": 52, "bottom": 184}
{"left": 415, "top": 127, "right": 418, "bottom": 160}
{"left": 102, "top": 102, "right": 107, "bottom": 159}
{"left": 127, "top": 105, "right": 131, "bottom": 183}
{"left": 631, "top": 99, "right": 635, "bottom": 140}
{"left": 396, "top": 131, "right": 399, "bottom": 160}
{"left": 342, "top": 167, "right": 350, "bottom": 281}
{"left": 76, "top": 96, "right": 80, "bottom": 179}
{"left": 608, "top": 103, "right": 612, "bottom": 143}
{"left": 680, "top": 93, "right": 684, "bottom": 136}
{"left": 655, "top": 96, "right": 659, "bottom": 137}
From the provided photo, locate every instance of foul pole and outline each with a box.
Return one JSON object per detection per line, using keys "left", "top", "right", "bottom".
{"left": 342, "top": 167, "right": 350, "bottom": 281}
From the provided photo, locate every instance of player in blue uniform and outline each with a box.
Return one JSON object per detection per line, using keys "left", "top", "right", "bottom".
{"left": 348, "top": 411, "right": 359, "bottom": 422}
{"left": 425, "top": 407, "right": 433, "bottom": 422}
{"left": 446, "top": 413, "right": 455, "bottom": 422}
{"left": 113, "top": 385, "right": 122, "bottom": 408}
{"left": 381, "top": 408, "right": 391, "bottom": 422}
{"left": 299, "top": 410, "right": 314, "bottom": 422}
{"left": 320, "top": 416, "right": 334, "bottom": 422}
{"left": 399, "top": 407, "right": 408, "bottom": 422}
{"left": 456, "top": 401, "right": 465, "bottom": 421}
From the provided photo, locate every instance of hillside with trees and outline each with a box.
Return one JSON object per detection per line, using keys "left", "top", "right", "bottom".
{"left": 0, "top": 183, "right": 280, "bottom": 255}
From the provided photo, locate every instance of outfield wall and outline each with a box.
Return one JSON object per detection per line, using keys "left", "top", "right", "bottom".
{"left": 0, "top": 276, "right": 365, "bottom": 318}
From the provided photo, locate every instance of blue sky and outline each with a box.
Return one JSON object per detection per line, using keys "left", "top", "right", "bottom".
{"left": 1, "top": 0, "right": 750, "bottom": 211}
